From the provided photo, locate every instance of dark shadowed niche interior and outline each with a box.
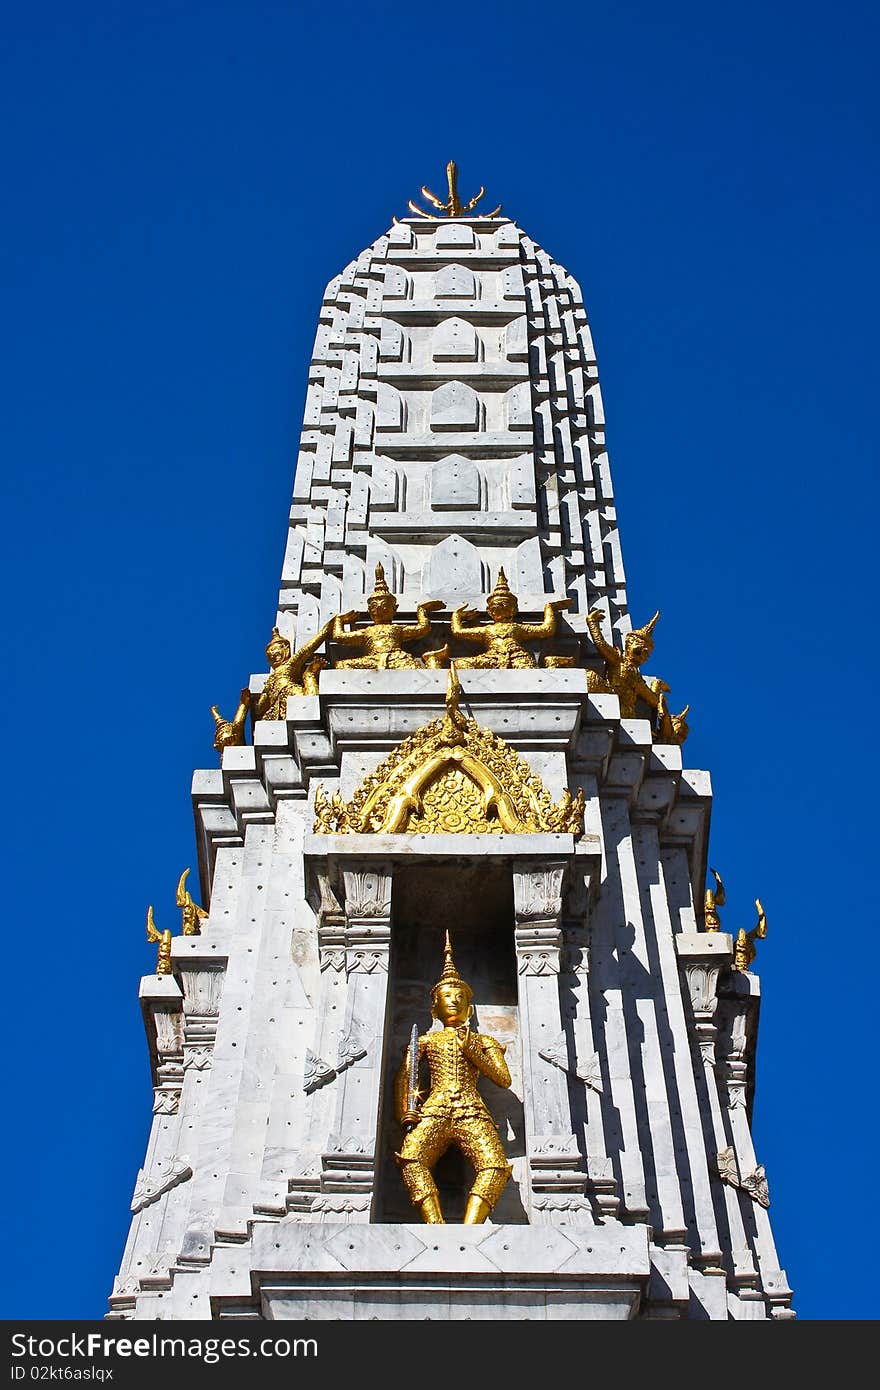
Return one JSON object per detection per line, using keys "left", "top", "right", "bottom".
{"left": 374, "top": 861, "right": 527, "bottom": 1223}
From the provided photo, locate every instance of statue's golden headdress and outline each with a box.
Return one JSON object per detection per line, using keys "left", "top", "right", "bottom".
{"left": 368, "top": 562, "right": 395, "bottom": 610}
{"left": 487, "top": 567, "right": 517, "bottom": 611}
{"left": 432, "top": 931, "right": 473, "bottom": 1003}
{"left": 266, "top": 625, "right": 291, "bottom": 656}
{"left": 630, "top": 610, "right": 660, "bottom": 643}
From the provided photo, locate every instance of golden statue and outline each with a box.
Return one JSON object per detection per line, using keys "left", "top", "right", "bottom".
{"left": 586, "top": 607, "right": 689, "bottom": 742}
{"left": 253, "top": 620, "right": 335, "bottom": 720}
{"left": 704, "top": 867, "right": 725, "bottom": 931}
{"left": 394, "top": 932, "right": 512, "bottom": 1225}
{"left": 451, "top": 569, "right": 571, "bottom": 669}
{"left": 332, "top": 564, "right": 446, "bottom": 670}
{"left": 211, "top": 688, "right": 250, "bottom": 750}
{"left": 407, "top": 160, "right": 501, "bottom": 220}
{"left": 734, "top": 899, "right": 767, "bottom": 972}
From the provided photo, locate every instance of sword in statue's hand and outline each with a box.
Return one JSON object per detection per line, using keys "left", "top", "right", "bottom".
{"left": 402, "top": 1023, "right": 421, "bottom": 1129}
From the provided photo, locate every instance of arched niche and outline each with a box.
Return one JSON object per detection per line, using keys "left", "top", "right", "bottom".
{"left": 383, "top": 264, "right": 409, "bottom": 299}
{"left": 370, "top": 461, "right": 400, "bottom": 512}
{"left": 430, "top": 455, "right": 484, "bottom": 511}
{"left": 506, "top": 380, "right": 532, "bottom": 428}
{"left": 376, "top": 381, "right": 405, "bottom": 432}
{"left": 434, "top": 263, "right": 476, "bottom": 299}
{"left": 434, "top": 222, "right": 476, "bottom": 249}
{"left": 431, "top": 317, "right": 478, "bottom": 362}
{"left": 430, "top": 380, "right": 480, "bottom": 431}
{"left": 421, "top": 534, "right": 485, "bottom": 599}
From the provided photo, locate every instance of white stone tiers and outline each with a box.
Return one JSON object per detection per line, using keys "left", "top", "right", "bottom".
{"left": 110, "top": 214, "right": 794, "bottom": 1320}
{"left": 110, "top": 674, "right": 793, "bottom": 1320}
{"left": 276, "top": 215, "right": 629, "bottom": 651}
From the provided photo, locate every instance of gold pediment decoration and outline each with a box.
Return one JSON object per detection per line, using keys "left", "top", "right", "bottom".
{"left": 312, "top": 667, "right": 584, "bottom": 836}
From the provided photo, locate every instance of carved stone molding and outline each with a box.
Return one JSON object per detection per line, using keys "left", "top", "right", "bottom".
{"left": 684, "top": 962, "right": 723, "bottom": 1018}
{"left": 182, "top": 1047, "right": 213, "bottom": 1072}
{"left": 130, "top": 1159, "right": 192, "bottom": 1214}
{"left": 180, "top": 967, "right": 225, "bottom": 1019}
{"left": 513, "top": 864, "right": 566, "bottom": 925}
{"left": 152, "top": 1090, "right": 180, "bottom": 1116}
{"left": 319, "top": 949, "right": 347, "bottom": 973}
{"left": 515, "top": 923, "right": 562, "bottom": 974}
{"left": 342, "top": 869, "right": 392, "bottom": 921}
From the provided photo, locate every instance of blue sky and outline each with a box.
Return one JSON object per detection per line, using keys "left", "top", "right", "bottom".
{"left": 2, "top": 1, "right": 877, "bottom": 1321}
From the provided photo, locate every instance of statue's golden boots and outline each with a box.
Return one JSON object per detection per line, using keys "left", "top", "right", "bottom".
{"left": 394, "top": 932, "right": 513, "bottom": 1225}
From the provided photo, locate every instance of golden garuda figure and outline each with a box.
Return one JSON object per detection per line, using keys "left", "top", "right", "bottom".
{"left": 252, "top": 619, "right": 335, "bottom": 720}
{"left": 394, "top": 933, "right": 513, "bottom": 1225}
{"left": 211, "top": 688, "right": 251, "bottom": 750}
{"left": 332, "top": 564, "right": 447, "bottom": 670}
{"left": 586, "top": 607, "right": 689, "bottom": 743}
{"left": 450, "top": 568, "right": 571, "bottom": 669}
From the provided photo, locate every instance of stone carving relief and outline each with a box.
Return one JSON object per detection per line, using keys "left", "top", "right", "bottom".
{"left": 303, "top": 1048, "right": 336, "bottom": 1094}
{"left": 130, "top": 1159, "right": 192, "bottom": 1214}
{"left": 539, "top": 1043, "right": 603, "bottom": 1092}
{"left": 181, "top": 968, "right": 225, "bottom": 1019}
{"left": 336, "top": 1029, "right": 368, "bottom": 1072}
{"left": 342, "top": 870, "right": 392, "bottom": 920}
{"left": 717, "top": 1147, "right": 770, "bottom": 1209}
{"left": 514, "top": 867, "right": 566, "bottom": 923}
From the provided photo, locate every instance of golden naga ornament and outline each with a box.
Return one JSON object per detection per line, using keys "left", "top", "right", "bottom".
{"left": 253, "top": 620, "right": 334, "bottom": 720}
{"left": 586, "top": 607, "right": 690, "bottom": 744}
{"left": 145, "top": 868, "right": 207, "bottom": 975}
{"left": 145, "top": 908, "right": 172, "bottom": 976}
{"left": 734, "top": 899, "right": 767, "bottom": 972}
{"left": 331, "top": 563, "right": 447, "bottom": 670}
{"left": 313, "top": 665, "right": 585, "bottom": 836}
{"left": 451, "top": 568, "right": 572, "bottom": 670}
{"left": 407, "top": 160, "right": 501, "bottom": 220}
{"left": 394, "top": 932, "right": 513, "bottom": 1225}
{"left": 704, "top": 866, "right": 725, "bottom": 931}
{"left": 211, "top": 688, "right": 250, "bottom": 751}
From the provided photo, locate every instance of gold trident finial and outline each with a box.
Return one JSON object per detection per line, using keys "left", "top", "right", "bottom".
{"left": 408, "top": 160, "right": 502, "bottom": 220}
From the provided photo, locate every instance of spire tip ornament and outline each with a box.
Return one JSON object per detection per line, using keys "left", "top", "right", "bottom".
{"left": 407, "top": 160, "right": 502, "bottom": 219}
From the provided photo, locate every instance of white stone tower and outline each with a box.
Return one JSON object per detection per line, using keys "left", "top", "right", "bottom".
{"left": 110, "top": 167, "right": 794, "bottom": 1320}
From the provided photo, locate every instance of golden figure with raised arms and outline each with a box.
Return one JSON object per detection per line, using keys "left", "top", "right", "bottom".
{"left": 332, "top": 563, "right": 446, "bottom": 670}
{"left": 451, "top": 568, "right": 571, "bottom": 669}
{"left": 394, "top": 932, "right": 512, "bottom": 1225}
{"left": 253, "top": 619, "right": 335, "bottom": 720}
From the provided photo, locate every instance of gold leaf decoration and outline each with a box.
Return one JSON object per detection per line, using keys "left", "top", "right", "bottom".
{"left": 312, "top": 668, "right": 584, "bottom": 837}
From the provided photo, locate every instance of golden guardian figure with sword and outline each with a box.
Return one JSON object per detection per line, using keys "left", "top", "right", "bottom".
{"left": 394, "top": 933, "right": 513, "bottom": 1224}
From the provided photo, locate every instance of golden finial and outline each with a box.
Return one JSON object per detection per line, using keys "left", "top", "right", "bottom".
{"left": 176, "top": 867, "right": 208, "bottom": 936}
{"left": 704, "top": 866, "right": 725, "bottom": 931}
{"left": 734, "top": 899, "right": 767, "bottom": 972}
{"left": 145, "top": 905, "right": 173, "bottom": 976}
{"left": 408, "top": 161, "right": 502, "bottom": 219}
